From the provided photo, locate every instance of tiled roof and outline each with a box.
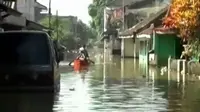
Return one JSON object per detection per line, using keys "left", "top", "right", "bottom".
{"left": 119, "top": 6, "right": 168, "bottom": 36}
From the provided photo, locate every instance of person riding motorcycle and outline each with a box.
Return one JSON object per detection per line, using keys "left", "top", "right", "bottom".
{"left": 81, "top": 45, "right": 89, "bottom": 61}
{"left": 77, "top": 47, "right": 86, "bottom": 61}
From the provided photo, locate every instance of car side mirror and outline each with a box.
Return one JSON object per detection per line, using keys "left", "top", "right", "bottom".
{"left": 53, "top": 40, "right": 66, "bottom": 63}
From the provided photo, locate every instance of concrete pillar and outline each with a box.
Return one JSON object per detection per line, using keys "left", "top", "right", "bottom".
{"left": 177, "top": 60, "right": 181, "bottom": 83}
{"left": 121, "top": 38, "right": 124, "bottom": 58}
{"left": 134, "top": 39, "right": 140, "bottom": 58}
{"left": 182, "top": 60, "right": 186, "bottom": 83}
{"left": 110, "top": 36, "right": 114, "bottom": 55}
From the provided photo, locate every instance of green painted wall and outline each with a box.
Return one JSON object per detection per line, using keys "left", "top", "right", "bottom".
{"left": 154, "top": 33, "right": 182, "bottom": 66}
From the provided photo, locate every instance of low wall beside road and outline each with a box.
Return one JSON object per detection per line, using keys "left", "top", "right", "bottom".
{"left": 170, "top": 59, "right": 200, "bottom": 75}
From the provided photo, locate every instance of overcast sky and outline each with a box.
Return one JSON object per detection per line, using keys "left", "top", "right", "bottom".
{"left": 38, "top": 0, "right": 92, "bottom": 24}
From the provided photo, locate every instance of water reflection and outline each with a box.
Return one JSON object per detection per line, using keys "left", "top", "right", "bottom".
{"left": 2, "top": 51, "right": 200, "bottom": 112}
{"left": 54, "top": 52, "right": 200, "bottom": 112}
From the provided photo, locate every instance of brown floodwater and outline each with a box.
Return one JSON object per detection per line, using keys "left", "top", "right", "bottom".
{"left": 1, "top": 50, "right": 200, "bottom": 112}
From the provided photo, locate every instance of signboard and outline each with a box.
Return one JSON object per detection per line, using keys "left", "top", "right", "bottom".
{"left": 111, "top": 8, "right": 123, "bottom": 21}
{"left": 113, "top": 8, "right": 123, "bottom": 19}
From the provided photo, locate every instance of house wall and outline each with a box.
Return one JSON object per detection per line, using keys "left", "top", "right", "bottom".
{"left": 17, "top": 0, "right": 35, "bottom": 21}
{"left": 139, "top": 39, "right": 149, "bottom": 61}
{"left": 35, "top": 7, "right": 44, "bottom": 22}
{"left": 124, "top": 38, "right": 134, "bottom": 57}
{"left": 111, "top": 35, "right": 121, "bottom": 55}
{"left": 123, "top": 38, "right": 139, "bottom": 58}
{"left": 153, "top": 33, "right": 182, "bottom": 66}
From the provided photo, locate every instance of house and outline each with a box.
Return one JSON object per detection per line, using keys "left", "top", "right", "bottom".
{"left": 149, "top": 27, "right": 182, "bottom": 66}
{"left": 101, "top": 7, "right": 122, "bottom": 55}
{"left": 101, "top": 0, "right": 159, "bottom": 56}
{"left": 0, "top": 0, "right": 49, "bottom": 31}
{"left": 136, "top": 6, "right": 182, "bottom": 66}
{"left": 16, "top": 0, "right": 49, "bottom": 30}
{"left": 34, "top": 1, "right": 48, "bottom": 22}
{"left": 134, "top": 7, "right": 169, "bottom": 61}
{"left": 120, "top": 5, "right": 182, "bottom": 66}
{"left": 118, "top": 0, "right": 169, "bottom": 58}
{"left": 0, "top": 0, "right": 26, "bottom": 30}
{"left": 17, "top": 0, "right": 47, "bottom": 21}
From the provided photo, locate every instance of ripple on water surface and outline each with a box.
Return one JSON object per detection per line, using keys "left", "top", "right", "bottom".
{"left": 53, "top": 71, "right": 169, "bottom": 112}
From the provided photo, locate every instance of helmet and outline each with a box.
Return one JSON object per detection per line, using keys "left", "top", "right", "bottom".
{"left": 79, "top": 47, "right": 84, "bottom": 51}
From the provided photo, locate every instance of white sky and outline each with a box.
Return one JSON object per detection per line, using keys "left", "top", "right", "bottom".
{"left": 38, "top": 0, "right": 92, "bottom": 24}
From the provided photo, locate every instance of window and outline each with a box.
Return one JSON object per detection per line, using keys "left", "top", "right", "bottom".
{"left": 0, "top": 33, "right": 50, "bottom": 65}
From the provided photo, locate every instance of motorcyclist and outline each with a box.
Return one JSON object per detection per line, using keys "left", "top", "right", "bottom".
{"left": 81, "top": 44, "right": 95, "bottom": 64}
{"left": 77, "top": 47, "right": 86, "bottom": 61}
{"left": 82, "top": 45, "right": 89, "bottom": 61}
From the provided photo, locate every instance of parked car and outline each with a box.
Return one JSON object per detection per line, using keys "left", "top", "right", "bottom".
{"left": 0, "top": 31, "right": 64, "bottom": 92}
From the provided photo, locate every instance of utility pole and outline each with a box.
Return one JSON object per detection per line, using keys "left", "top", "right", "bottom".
{"left": 48, "top": 0, "right": 51, "bottom": 34}
{"left": 122, "top": 0, "right": 125, "bottom": 30}
{"left": 121, "top": 0, "right": 125, "bottom": 58}
{"left": 56, "top": 10, "right": 59, "bottom": 43}
{"left": 75, "top": 17, "right": 77, "bottom": 38}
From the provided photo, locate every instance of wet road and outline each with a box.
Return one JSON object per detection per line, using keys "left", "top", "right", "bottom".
{"left": 1, "top": 53, "right": 200, "bottom": 112}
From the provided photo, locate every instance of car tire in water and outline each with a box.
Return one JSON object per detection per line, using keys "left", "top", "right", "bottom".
{"left": 54, "top": 77, "right": 61, "bottom": 93}
{"left": 54, "top": 83, "right": 60, "bottom": 93}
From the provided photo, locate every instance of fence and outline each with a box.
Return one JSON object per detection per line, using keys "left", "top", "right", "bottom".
{"left": 168, "top": 57, "right": 200, "bottom": 82}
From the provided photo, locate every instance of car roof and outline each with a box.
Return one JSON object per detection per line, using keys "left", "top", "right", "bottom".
{"left": 0, "top": 30, "right": 48, "bottom": 34}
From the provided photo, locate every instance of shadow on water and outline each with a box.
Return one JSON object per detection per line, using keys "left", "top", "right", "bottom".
{"left": 0, "top": 92, "right": 54, "bottom": 112}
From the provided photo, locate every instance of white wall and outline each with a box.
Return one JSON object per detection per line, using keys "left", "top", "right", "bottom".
{"left": 17, "top": 0, "right": 35, "bottom": 21}
{"left": 124, "top": 38, "right": 134, "bottom": 57}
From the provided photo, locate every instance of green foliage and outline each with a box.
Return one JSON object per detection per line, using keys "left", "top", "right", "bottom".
{"left": 40, "top": 16, "right": 97, "bottom": 50}
{"left": 186, "top": 39, "right": 200, "bottom": 60}
{"left": 88, "top": 0, "right": 116, "bottom": 35}
{"left": 40, "top": 17, "right": 65, "bottom": 40}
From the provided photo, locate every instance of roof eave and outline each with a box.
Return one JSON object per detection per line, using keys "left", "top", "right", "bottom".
{"left": 119, "top": 6, "right": 169, "bottom": 36}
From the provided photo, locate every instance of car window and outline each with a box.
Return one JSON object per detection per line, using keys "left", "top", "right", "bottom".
{"left": 0, "top": 32, "right": 50, "bottom": 65}
{"left": 49, "top": 38, "right": 57, "bottom": 62}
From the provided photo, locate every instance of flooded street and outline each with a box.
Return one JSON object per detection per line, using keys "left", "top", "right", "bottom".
{"left": 1, "top": 54, "right": 200, "bottom": 112}
{"left": 55, "top": 53, "right": 200, "bottom": 112}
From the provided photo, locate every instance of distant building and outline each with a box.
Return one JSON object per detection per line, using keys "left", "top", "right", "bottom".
{"left": 35, "top": 14, "right": 78, "bottom": 32}
{"left": 0, "top": 0, "right": 48, "bottom": 31}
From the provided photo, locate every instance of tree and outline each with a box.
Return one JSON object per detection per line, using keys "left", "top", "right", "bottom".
{"left": 163, "top": 0, "right": 200, "bottom": 59}
{"left": 88, "top": 0, "right": 116, "bottom": 35}
{"left": 40, "top": 16, "right": 97, "bottom": 50}
{"left": 40, "top": 17, "right": 66, "bottom": 40}
{"left": 163, "top": 0, "right": 200, "bottom": 41}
